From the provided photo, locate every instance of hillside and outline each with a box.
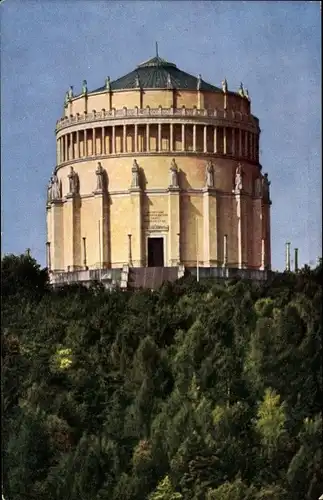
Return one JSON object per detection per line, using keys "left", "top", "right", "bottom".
{"left": 2, "top": 254, "right": 322, "bottom": 500}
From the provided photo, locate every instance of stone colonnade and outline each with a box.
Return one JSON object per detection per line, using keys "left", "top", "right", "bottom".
{"left": 57, "top": 122, "right": 259, "bottom": 164}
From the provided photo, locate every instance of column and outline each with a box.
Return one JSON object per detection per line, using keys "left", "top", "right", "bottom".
{"left": 168, "top": 186, "right": 180, "bottom": 266}
{"left": 239, "top": 129, "right": 242, "bottom": 158}
{"left": 61, "top": 138, "right": 64, "bottom": 163}
{"left": 93, "top": 128, "right": 96, "bottom": 156}
{"left": 76, "top": 131, "right": 80, "bottom": 159}
{"left": 146, "top": 123, "right": 150, "bottom": 152}
{"left": 193, "top": 124, "right": 197, "bottom": 152}
{"left": 129, "top": 185, "right": 142, "bottom": 266}
{"left": 70, "top": 133, "right": 73, "bottom": 159}
{"left": 203, "top": 125, "right": 207, "bottom": 153}
{"left": 232, "top": 128, "right": 235, "bottom": 156}
{"left": 244, "top": 129, "right": 248, "bottom": 158}
{"left": 250, "top": 133, "right": 253, "bottom": 160}
{"left": 134, "top": 124, "right": 138, "bottom": 153}
{"left": 112, "top": 126, "right": 116, "bottom": 154}
{"left": 84, "top": 129, "right": 88, "bottom": 157}
{"left": 213, "top": 126, "right": 217, "bottom": 153}
{"left": 170, "top": 123, "right": 173, "bottom": 152}
{"left": 64, "top": 135, "right": 67, "bottom": 162}
{"left": 223, "top": 127, "right": 227, "bottom": 155}
{"left": 102, "top": 127, "right": 105, "bottom": 155}
{"left": 123, "top": 124, "right": 127, "bottom": 153}
{"left": 56, "top": 140, "right": 60, "bottom": 165}
{"left": 181, "top": 124, "right": 185, "bottom": 151}
{"left": 203, "top": 188, "right": 218, "bottom": 266}
{"left": 158, "top": 123, "right": 162, "bottom": 151}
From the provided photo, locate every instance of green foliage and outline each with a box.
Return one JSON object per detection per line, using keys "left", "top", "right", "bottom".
{"left": 2, "top": 255, "right": 323, "bottom": 500}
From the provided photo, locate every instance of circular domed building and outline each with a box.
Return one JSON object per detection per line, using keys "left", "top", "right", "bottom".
{"left": 47, "top": 54, "right": 271, "bottom": 287}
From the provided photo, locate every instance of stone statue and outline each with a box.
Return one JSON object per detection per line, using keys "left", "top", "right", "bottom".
{"left": 47, "top": 178, "right": 53, "bottom": 202}
{"left": 235, "top": 163, "right": 243, "bottom": 192}
{"left": 166, "top": 73, "right": 172, "bottom": 89}
{"left": 205, "top": 161, "right": 214, "bottom": 188}
{"left": 262, "top": 173, "right": 270, "bottom": 201}
{"left": 68, "top": 166, "right": 78, "bottom": 195}
{"left": 170, "top": 158, "right": 179, "bottom": 188}
{"left": 135, "top": 74, "right": 140, "bottom": 88}
{"left": 105, "top": 76, "right": 111, "bottom": 91}
{"left": 68, "top": 86, "right": 73, "bottom": 99}
{"left": 51, "top": 173, "right": 60, "bottom": 199}
{"left": 64, "top": 91, "right": 69, "bottom": 107}
{"left": 95, "top": 162, "right": 104, "bottom": 191}
{"left": 131, "top": 159, "right": 140, "bottom": 188}
{"left": 222, "top": 78, "right": 228, "bottom": 93}
{"left": 197, "top": 74, "right": 202, "bottom": 91}
{"left": 82, "top": 80, "right": 88, "bottom": 95}
{"left": 254, "top": 177, "right": 262, "bottom": 197}
{"left": 244, "top": 88, "right": 250, "bottom": 100}
{"left": 238, "top": 82, "right": 244, "bottom": 97}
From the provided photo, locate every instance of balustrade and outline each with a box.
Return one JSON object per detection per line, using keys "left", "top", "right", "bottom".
{"left": 56, "top": 107, "right": 259, "bottom": 131}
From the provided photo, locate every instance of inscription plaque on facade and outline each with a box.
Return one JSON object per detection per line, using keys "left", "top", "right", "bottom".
{"left": 143, "top": 210, "right": 169, "bottom": 231}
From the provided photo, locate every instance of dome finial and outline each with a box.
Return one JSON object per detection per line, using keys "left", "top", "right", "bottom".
{"left": 155, "top": 41, "right": 159, "bottom": 58}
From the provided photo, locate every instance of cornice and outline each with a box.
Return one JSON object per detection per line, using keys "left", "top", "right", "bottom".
{"left": 55, "top": 152, "right": 261, "bottom": 172}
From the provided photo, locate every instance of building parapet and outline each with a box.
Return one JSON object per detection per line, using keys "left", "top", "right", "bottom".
{"left": 49, "top": 266, "right": 270, "bottom": 289}
{"left": 56, "top": 107, "right": 259, "bottom": 132}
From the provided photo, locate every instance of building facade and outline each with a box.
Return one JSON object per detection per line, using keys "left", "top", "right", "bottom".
{"left": 46, "top": 54, "right": 271, "bottom": 286}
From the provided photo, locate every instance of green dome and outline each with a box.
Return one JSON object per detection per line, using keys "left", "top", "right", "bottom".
{"left": 91, "top": 55, "right": 221, "bottom": 93}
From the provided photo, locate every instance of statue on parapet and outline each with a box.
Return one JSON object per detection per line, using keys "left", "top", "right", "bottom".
{"left": 205, "top": 161, "right": 215, "bottom": 188}
{"left": 82, "top": 80, "right": 88, "bottom": 95}
{"left": 131, "top": 159, "right": 140, "bottom": 188}
{"left": 64, "top": 91, "right": 69, "bottom": 108}
{"left": 197, "top": 74, "right": 202, "bottom": 91}
{"left": 68, "top": 86, "right": 73, "bottom": 100}
{"left": 238, "top": 82, "right": 244, "bottom": 97}
{"left": 52, "top": 173, "right": 61, "bottom": 199}
{"left": 105, "top": 76, "right": 111, "bottom": 91}
{"left": 166, "top": 73, "right": 172, "bottom": 89}
{"left": 68, "top": 166, "right": 78, "bottom": 195}
{"left": 47, "top": 178, "right": 53, "bottom": 202}
{"left": 135, "top": 74, "right": 140, "bottom": 88}
{"left": 262, "top": 173, "right": 271, "bottom": 201}
{"left": 221, "top": 78, "right": 228, "bottom": 93}
{"left": 234, "top": 163, "right": 243, "bottom": 192}
{"left": 170, "top": 158, "right": 179, "bottom": 188}
{"left": 95, "top": 162, "right": 104, "bottom": 191}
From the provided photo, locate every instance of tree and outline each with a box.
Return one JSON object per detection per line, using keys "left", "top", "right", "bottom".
{"left": 148, "top": 475, "right": 182, "bottom": 500}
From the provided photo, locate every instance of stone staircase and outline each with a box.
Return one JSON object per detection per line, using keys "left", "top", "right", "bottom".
{"left": 127, "top": 266, "right": 179, "bottom": 290}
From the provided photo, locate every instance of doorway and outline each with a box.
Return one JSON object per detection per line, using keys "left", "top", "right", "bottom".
{"left": 147, "top": 237, "right": 164, "bottom": 267}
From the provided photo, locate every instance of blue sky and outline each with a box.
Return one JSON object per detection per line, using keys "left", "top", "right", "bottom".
{"left": 1, "top": 0, "right": 321, "bottom": 270}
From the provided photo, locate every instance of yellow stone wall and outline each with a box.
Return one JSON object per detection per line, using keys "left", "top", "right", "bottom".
{"left": 48, "top": 85, "right": 271, "bottom": 272}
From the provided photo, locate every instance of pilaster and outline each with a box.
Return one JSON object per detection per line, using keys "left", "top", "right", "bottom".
{"left": 50, "top": 199, "right": 64, "bottom": 271}
{"left": 64, "top": 194, "right": 81, "bottom": 271}
{"left": 234, "top": 190, "right": 249, "bottom": 268}
{"left": 129, "top": 187, "right": 142, "bottom": 266}
{"left": 203, "top": 187, "right": 218, "bottom": 266}
{"left": 93, "top": 187, "right": 110, "bottom": 268}
{"left": 168, "top": 187, "right": 180, "bottom": 266}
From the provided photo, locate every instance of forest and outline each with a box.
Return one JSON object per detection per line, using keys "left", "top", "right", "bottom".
{"left": 2, "top": 253, "right": 322, "bottom": 500}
